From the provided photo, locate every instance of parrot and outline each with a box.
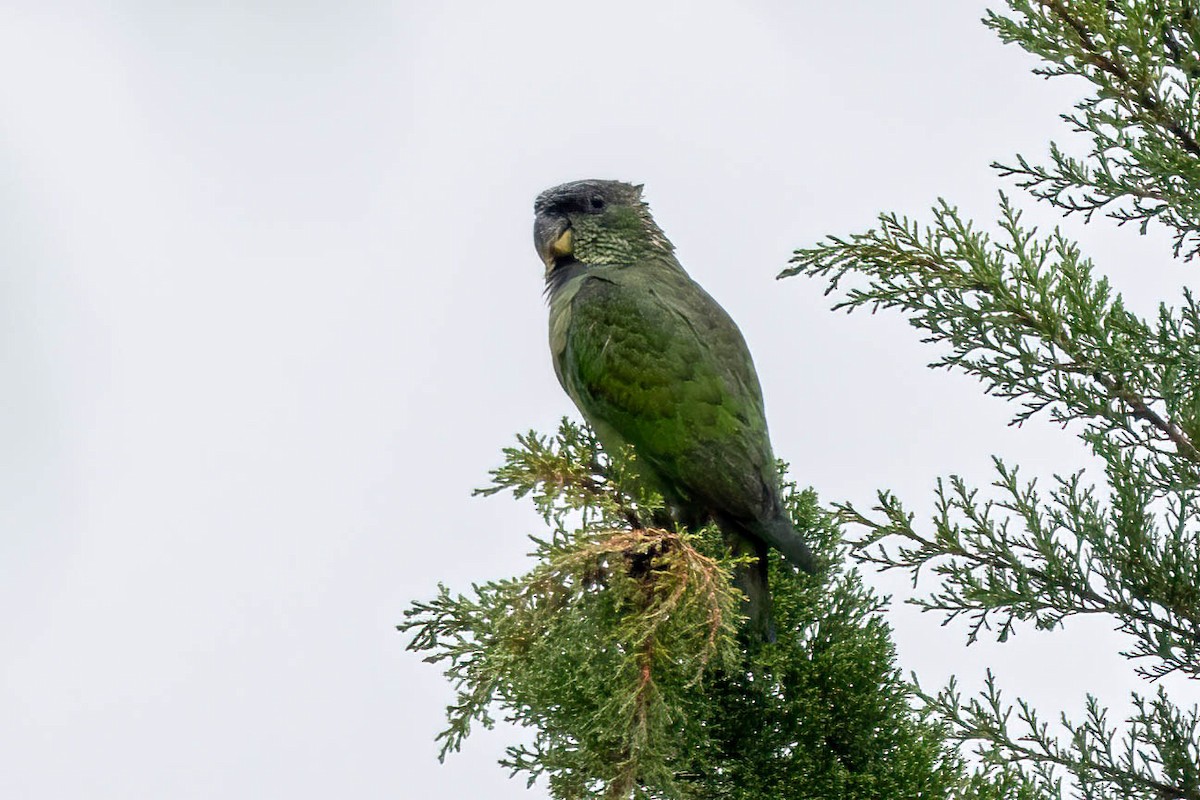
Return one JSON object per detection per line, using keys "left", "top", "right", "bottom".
{"left": 532, "top": 179, "right": 817, "bottom": 641}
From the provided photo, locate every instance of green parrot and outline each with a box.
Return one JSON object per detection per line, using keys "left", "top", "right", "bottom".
{"left": 532, "top": 179, "right": 817, "bottom": 640}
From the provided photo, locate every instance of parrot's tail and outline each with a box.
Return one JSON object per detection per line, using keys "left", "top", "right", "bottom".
{"left": 756, "top": 514, "right": 818, "bottom": 575}
{"left": 727, "top": 535, "right": 777, "bottom": 643}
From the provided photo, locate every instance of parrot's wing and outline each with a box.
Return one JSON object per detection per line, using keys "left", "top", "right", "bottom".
{"left": 556, "top": 267, "right": 777, "bottom": 523}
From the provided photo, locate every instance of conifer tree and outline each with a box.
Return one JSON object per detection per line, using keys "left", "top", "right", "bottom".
{"left": 782, "top": 3, "right": 1200, "bottom": 798}
{"left": 402, "top": 422, "right": 1029, "bottom": 798}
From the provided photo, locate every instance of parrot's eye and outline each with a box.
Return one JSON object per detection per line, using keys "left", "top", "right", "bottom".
{"left": 589, "top": 195, "right": 606, "bottom": 211}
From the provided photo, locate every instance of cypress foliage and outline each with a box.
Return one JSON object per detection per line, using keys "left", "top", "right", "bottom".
{"left": 783, "top": 3, "right": 1200, "bottom": 798}
{"left": 402, "top": 421, "right": 1024, "bottom": 799}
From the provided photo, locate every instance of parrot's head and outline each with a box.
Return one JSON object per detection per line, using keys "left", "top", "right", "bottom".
{"left": 533, "top": 180, "right": 674, "bottom": 280}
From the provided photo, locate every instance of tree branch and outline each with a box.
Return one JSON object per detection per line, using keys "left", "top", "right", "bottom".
{"left": 1034, "top": 0, "right": 1200, "bottom": 159}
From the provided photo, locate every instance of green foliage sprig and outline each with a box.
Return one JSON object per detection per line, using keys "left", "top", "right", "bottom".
{"left": 782, "top": 3, "right": 1200, "bottom": 798}
{"left": 402, "top": 420, "right": 1029, "bottom": 799}
{"left": 989, "top": 1, "right": 1200, "bottom": 259}
{"left": 403, "top": 422, "right": 742, "bottom": 797}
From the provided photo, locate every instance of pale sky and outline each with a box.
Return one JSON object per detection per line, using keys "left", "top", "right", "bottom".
{"left": 2, "top": 2, "right": 1193, "bottom": 798}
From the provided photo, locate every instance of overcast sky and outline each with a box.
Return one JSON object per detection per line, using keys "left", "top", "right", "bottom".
{"left": 2, "top": 2, "right": 1194, "bottom": 798}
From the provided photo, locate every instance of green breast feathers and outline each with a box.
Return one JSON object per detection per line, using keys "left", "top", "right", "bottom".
{"left": 549, "top": 263, "right": 775, "bottom": 522}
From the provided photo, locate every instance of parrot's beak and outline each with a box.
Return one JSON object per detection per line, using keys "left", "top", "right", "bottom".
{"left": 534, "top": 214, "right": 574, "bottom": 271}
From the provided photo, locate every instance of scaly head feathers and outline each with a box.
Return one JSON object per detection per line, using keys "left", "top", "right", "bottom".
{"left": 533, "top": 180, "right": 674, "bottom": 281}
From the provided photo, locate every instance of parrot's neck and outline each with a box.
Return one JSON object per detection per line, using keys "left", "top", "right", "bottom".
{"left": 544, "top": 259, "right": 587, "bottom": 298}
{"left": 544, "top": 255, "right": 691, "bottom": 302}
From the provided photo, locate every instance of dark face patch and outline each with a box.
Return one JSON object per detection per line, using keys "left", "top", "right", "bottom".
{"left": 534, "top": 180, "right": 640, "bottom": 218}
{"left": 534, "top": 179, "right": 671, "bottom": 279}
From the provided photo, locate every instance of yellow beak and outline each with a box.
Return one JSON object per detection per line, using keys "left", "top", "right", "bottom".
{"left": 550, "top": 228, "right": 573, "bottom": 259}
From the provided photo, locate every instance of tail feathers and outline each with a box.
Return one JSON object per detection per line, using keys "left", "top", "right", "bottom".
{"left": 756, "top": 514, "right": 818, "bottom": 574}
{"left": 728, "top": 536, "right": 776, "bottom": 643}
